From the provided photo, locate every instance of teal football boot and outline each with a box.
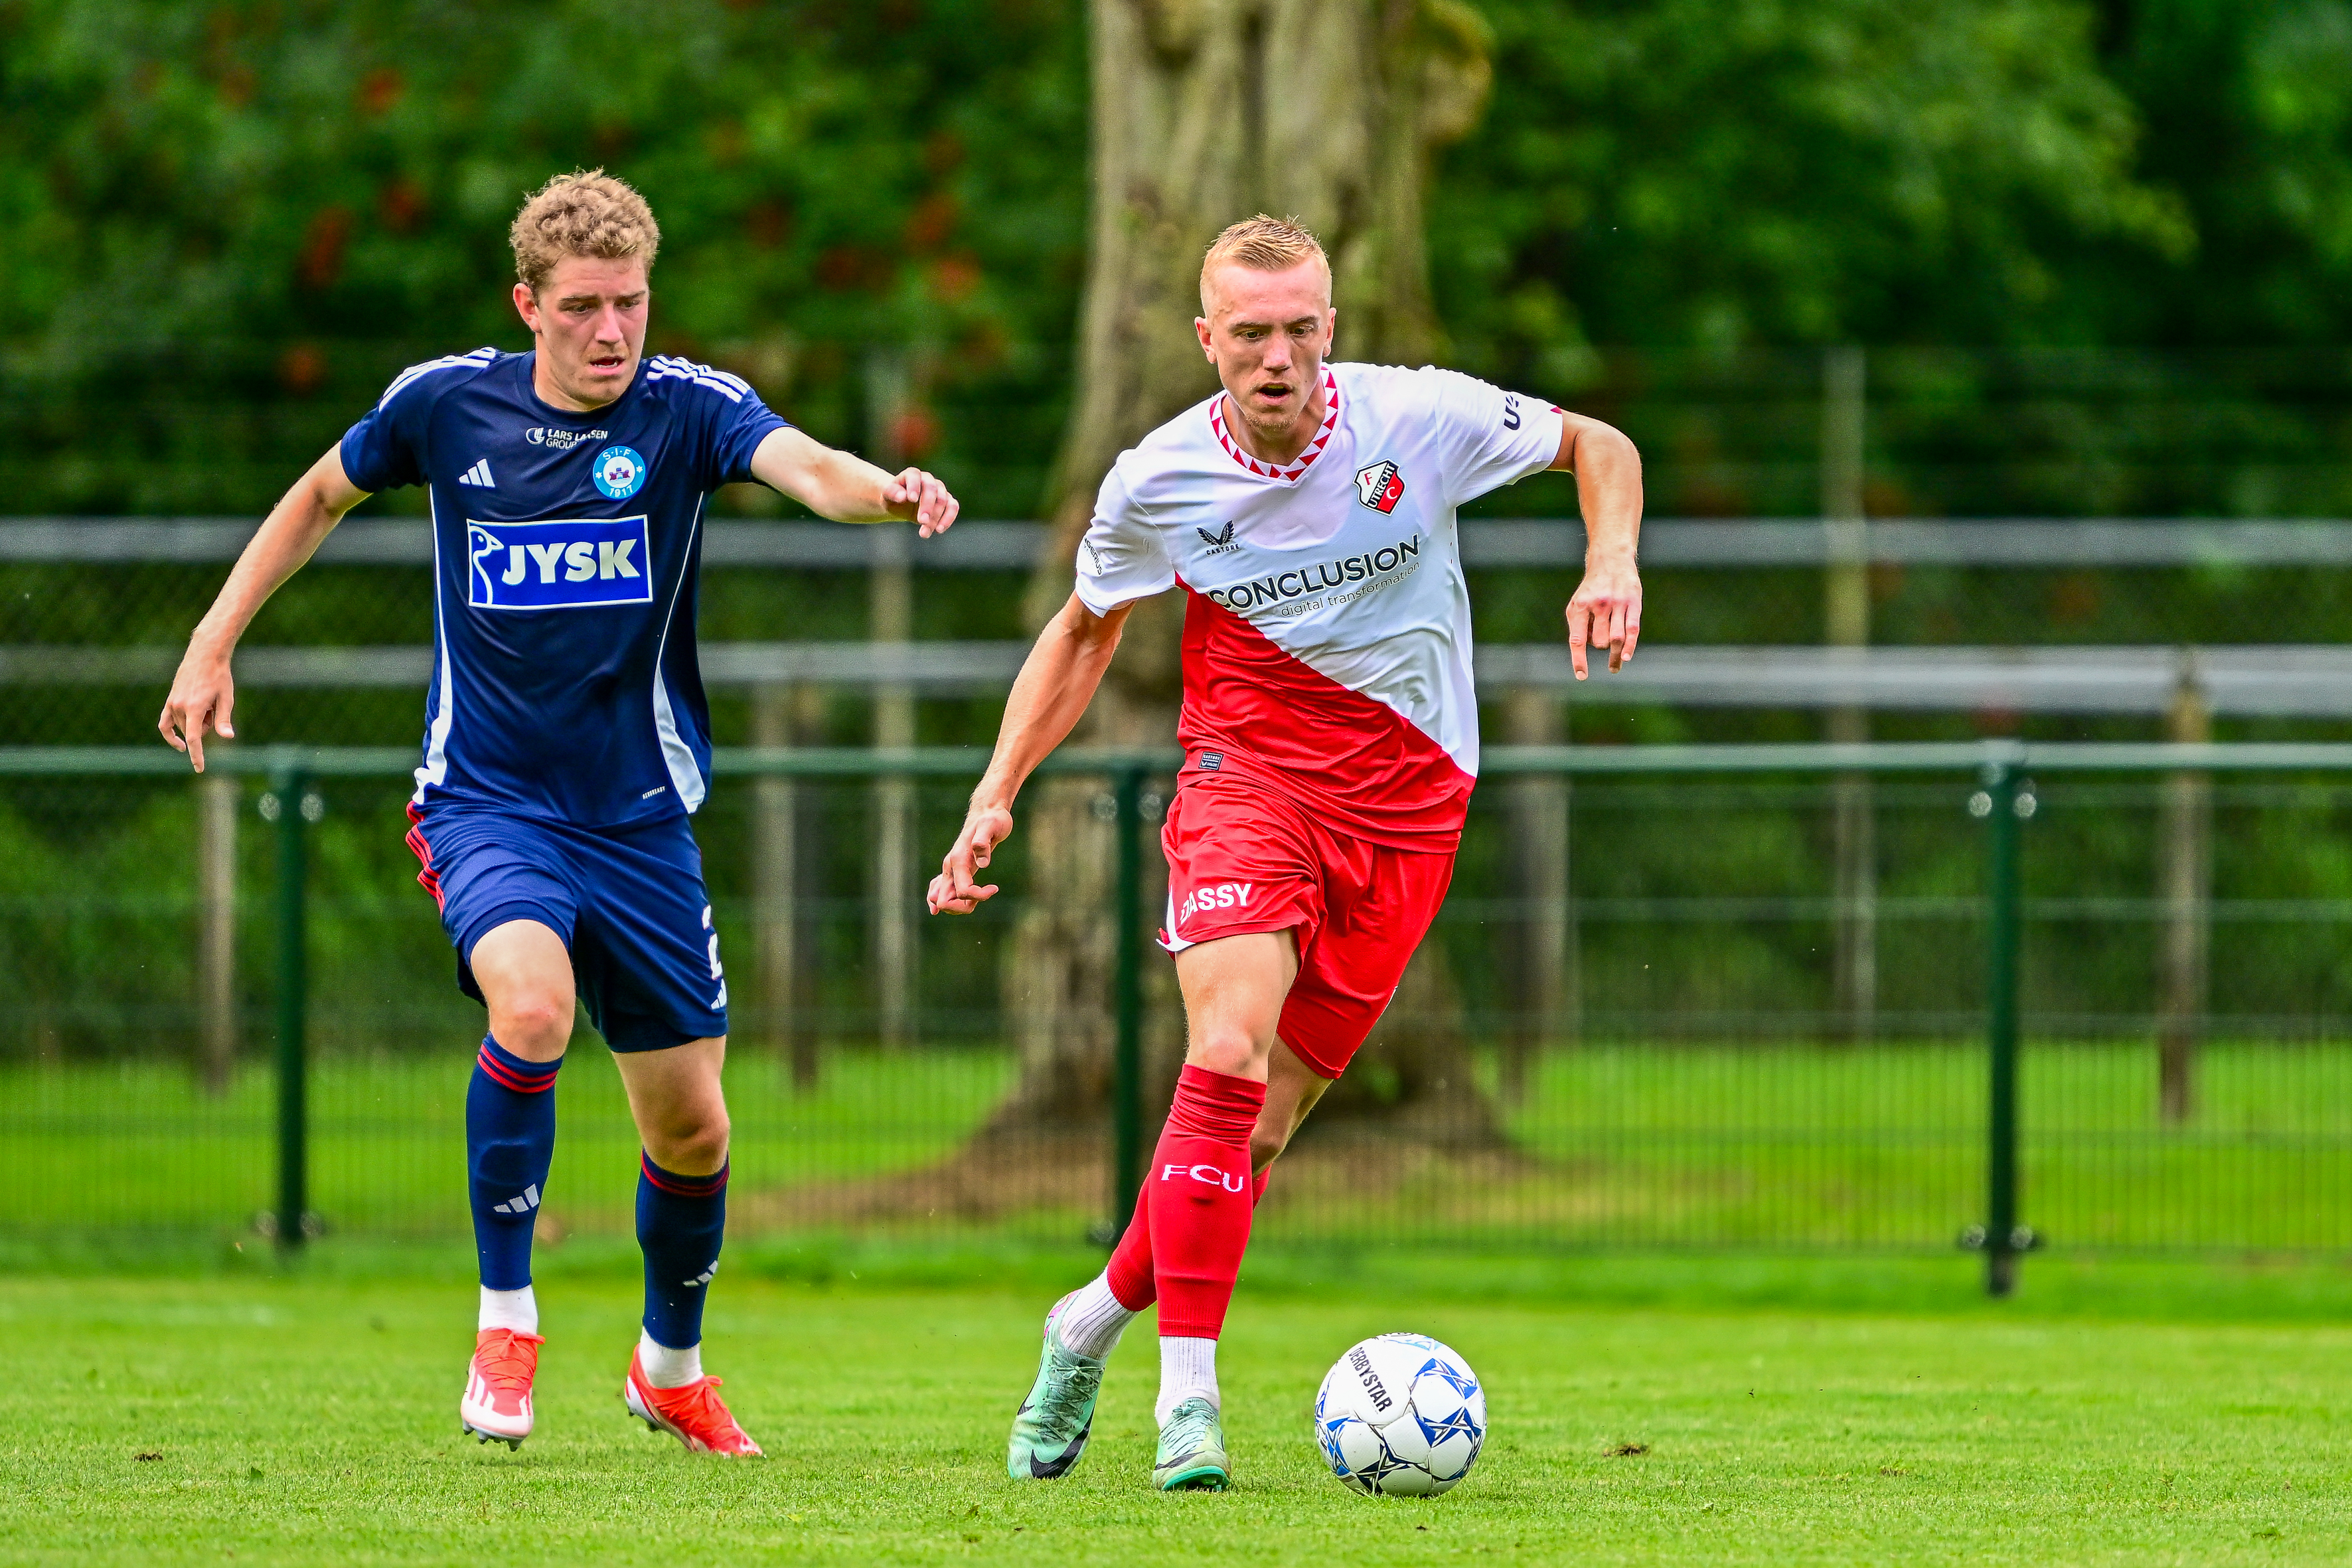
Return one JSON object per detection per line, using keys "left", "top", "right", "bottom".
{"left": 1153, "top": 1396, "right": 1230, "bottom": 1491}
{"left": 1006, "top": 1294, "right": 1105, "bottom": 1480}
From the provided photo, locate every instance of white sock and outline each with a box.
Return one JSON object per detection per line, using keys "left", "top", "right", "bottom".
{"left": 638, "top": 1328, "right": 704, "bottom": 1389}
{"left": 478, "top": 1285, "right": 538, "bottom": 1335}
{"left": 1054, "top": 1274, "right": 1137, "bottom": 1360}
{"left": 1156, "top": 1336, "right": 1219, "bottom": 1424}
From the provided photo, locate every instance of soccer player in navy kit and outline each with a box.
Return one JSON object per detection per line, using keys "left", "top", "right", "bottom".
{"left": 159, "top": 171, "right": 961, "bottom": 1456}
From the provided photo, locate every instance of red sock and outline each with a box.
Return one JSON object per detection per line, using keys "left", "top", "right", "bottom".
{"left": 1105, "top": 1178, "right": 1156, "bottom": 1310}
{"left": 1146, "top": 1065, "right": 1266, "bottom": 1340}
{"left": 1107, "top": 1099, "right": 1275, "bottom": 1310}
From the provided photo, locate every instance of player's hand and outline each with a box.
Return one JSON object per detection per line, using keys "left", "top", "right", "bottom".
{"left": 159, "top": 643, "right": 236, "bottom": 773}
{"left": 884, "top": 467, "right": 961, "bottom": 538}
{"left": 927, "top": 804, "right": 1014, "bottom": 915}
{"left": 1565, "top": 558, "right": 1642, "bottom": 679}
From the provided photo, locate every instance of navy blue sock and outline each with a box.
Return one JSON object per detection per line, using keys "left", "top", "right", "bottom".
{"left": 637, "top": 1154, "right": 728, "bottom": 1349}
{"left": 466, "top": 1036, "right": 560, "bottom": 1291}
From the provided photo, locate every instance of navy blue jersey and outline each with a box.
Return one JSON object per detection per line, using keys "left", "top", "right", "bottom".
{"left": 340, "top": 349, "right": 789, "bottom": 827}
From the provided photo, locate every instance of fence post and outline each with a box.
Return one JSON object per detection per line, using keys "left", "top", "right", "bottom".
{"left": 268, "top": 763, "right": 311, "bottom": 1254}
{"left": 752, "top": 683, "right": 821, "bottom": 1090}
{"left": 869, "top": 527, "right": 918, "bottom": 1051}
{"left": 1977, "top": 750, "right": 2029, "bottom": 1296}
{"left": 1502, "top": 688, "right": 1569, "bottom": 1102}
{"left": 1824, "top": 345, "right": 1877, "bottom": 1043}
{"left": 1109, "top": 765, "right": 1146, "bottom": 1242}
{"left": 867, "top": 355, "right": 919, "bottom": 1052}
{"left": 196, "top": 759, "right": 240, "bottom": 1095}
{"left": 2157, "top": 652, "right": 2211, "bottom": 1124}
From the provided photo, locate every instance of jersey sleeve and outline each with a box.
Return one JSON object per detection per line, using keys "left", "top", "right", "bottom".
{"left": 1415, "top": 367, "right": 1567, "bottom": 508}
{"left": 1072, "top": 463, "right": 1174, "bottom": 615}
{"left": 704, "top": 382, "right": 791, "bottom": 488}
{"left": 339, "top": 349, "right": 502, "bottom": 493}
{"left": 338, "top": 372, "right": 433, "bottom": 493}
{"left": 642, "top": 358, "right": 792, "bottom": 491}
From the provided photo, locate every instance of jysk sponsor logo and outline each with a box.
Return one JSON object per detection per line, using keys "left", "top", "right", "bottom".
{"left": 593, "top": 445, "right": 648, "bottom": 500}
{"left": 467, "top": 516, "right": 652, "bottom": 609}
{"left": 524, "top": 426, "right": 607, "bottom": 451}
{"left": 1356, "top": 459, "right": 1405, "bottom": 513}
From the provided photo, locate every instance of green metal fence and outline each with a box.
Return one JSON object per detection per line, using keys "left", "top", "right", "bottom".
{"left": 6, "top": 741, "right": 2352, "bottom": 1293}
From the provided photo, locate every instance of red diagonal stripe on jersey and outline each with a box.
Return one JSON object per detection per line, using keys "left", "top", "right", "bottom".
{"left": 1173, "top": 580, "right": 1472, "bottom": 848}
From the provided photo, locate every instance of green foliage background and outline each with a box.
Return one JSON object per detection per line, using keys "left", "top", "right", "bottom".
{"left": 6, "top": 1, "right": 2352, "bottom": 1065}
{"left": 0, "top": 0, "right": 1086, "bottom": 517}
{"left": 7, "top": 0, "right": 2352, "bottom": 518}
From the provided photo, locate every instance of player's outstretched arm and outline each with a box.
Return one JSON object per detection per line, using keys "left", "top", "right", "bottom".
{"left": 1554, "top": 412, "right": 1644, "bottom": 678}
{"left": 159, "top": 446, "right": 372, "bottom": 772}
{"left": 927, "top": 593, "right": 1135, "bottom": 915}
{"left": 748, "top": 426, "right": 959, "bottom": 537}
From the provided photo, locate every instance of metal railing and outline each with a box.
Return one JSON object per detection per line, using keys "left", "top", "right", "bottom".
{"left": 21, "top": 643, "right": 2352, "bottom": 718}
{"left": 9, "top": 740, "right": 2352, "bottom": 1292}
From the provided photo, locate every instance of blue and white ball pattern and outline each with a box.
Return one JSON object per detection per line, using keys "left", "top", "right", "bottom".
{"left": 1314, "top": 1332, "right": 1486, "bottom": 1497}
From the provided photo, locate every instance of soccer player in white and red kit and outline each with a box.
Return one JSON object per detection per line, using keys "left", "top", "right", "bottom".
{"left": 929, "top": 216, "right": 1642, "bottom": 1491}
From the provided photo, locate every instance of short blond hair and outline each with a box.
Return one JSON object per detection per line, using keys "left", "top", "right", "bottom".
{"left": 509, "top": 169, "right": 661, "bottom": 293}
{"left": 1200, "top": 214, "right": 1330, "bottom": 308}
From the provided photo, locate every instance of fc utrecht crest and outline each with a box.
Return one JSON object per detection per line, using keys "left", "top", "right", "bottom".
{"left": 1355, "top": 460, "right": 1405, "bottom": 513}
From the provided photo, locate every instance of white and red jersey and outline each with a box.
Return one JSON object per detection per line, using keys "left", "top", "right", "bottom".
{"left": 1074, "top": 362, "right": 1564, "bottom": 848}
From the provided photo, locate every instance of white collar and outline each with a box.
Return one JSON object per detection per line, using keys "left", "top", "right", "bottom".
{"left": 1209, "top": 367, "right": 1341, "bottom": 483}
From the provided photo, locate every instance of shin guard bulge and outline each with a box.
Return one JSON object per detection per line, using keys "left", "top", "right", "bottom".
{"left": 1146, "top": 1065, "right": 1267, "bottom": 1340}
{"left": 637, "top": 1154, "right": 728, "bottom": 1350}
{"left": 466, "top": 1037, "right": 560, "bottom": 1291}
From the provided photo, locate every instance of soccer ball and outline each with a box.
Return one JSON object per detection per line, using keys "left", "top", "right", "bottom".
{"left": 1313, "top": 1333, "right": 1486, "bottom": 1496}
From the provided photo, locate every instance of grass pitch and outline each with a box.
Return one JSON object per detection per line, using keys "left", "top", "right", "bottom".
{"left": 3, "top": 1259, "right": 2347, "bottom": 1565}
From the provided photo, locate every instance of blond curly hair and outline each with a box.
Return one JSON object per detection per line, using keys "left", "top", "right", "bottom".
{"left": 509, "top": 169, "right": 661, "bottom": 293}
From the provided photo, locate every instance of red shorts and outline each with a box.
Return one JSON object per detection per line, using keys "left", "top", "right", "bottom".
{"left": 1158, "top": 772, "right": 1455, "bottom": 1079}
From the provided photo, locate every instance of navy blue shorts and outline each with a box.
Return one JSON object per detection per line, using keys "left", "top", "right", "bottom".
{"left": 406, "top": 803, "right": 728, "bottom": 1053}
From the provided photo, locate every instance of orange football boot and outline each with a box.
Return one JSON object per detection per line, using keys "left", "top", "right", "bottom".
{"left": 461, "top": 1328, "right": 543, "bottom": 1449}
{"left": 623, "top": 1346, "right": 764, "bottom": 1456}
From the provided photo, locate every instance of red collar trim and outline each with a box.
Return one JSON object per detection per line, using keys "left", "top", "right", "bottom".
{"left": 1210, "top": 368, "right": 1340, "bottom": 483}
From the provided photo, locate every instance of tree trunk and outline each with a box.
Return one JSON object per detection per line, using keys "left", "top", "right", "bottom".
{"left": 985, "top": 0, "right": 1494, "bottom": 1137}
